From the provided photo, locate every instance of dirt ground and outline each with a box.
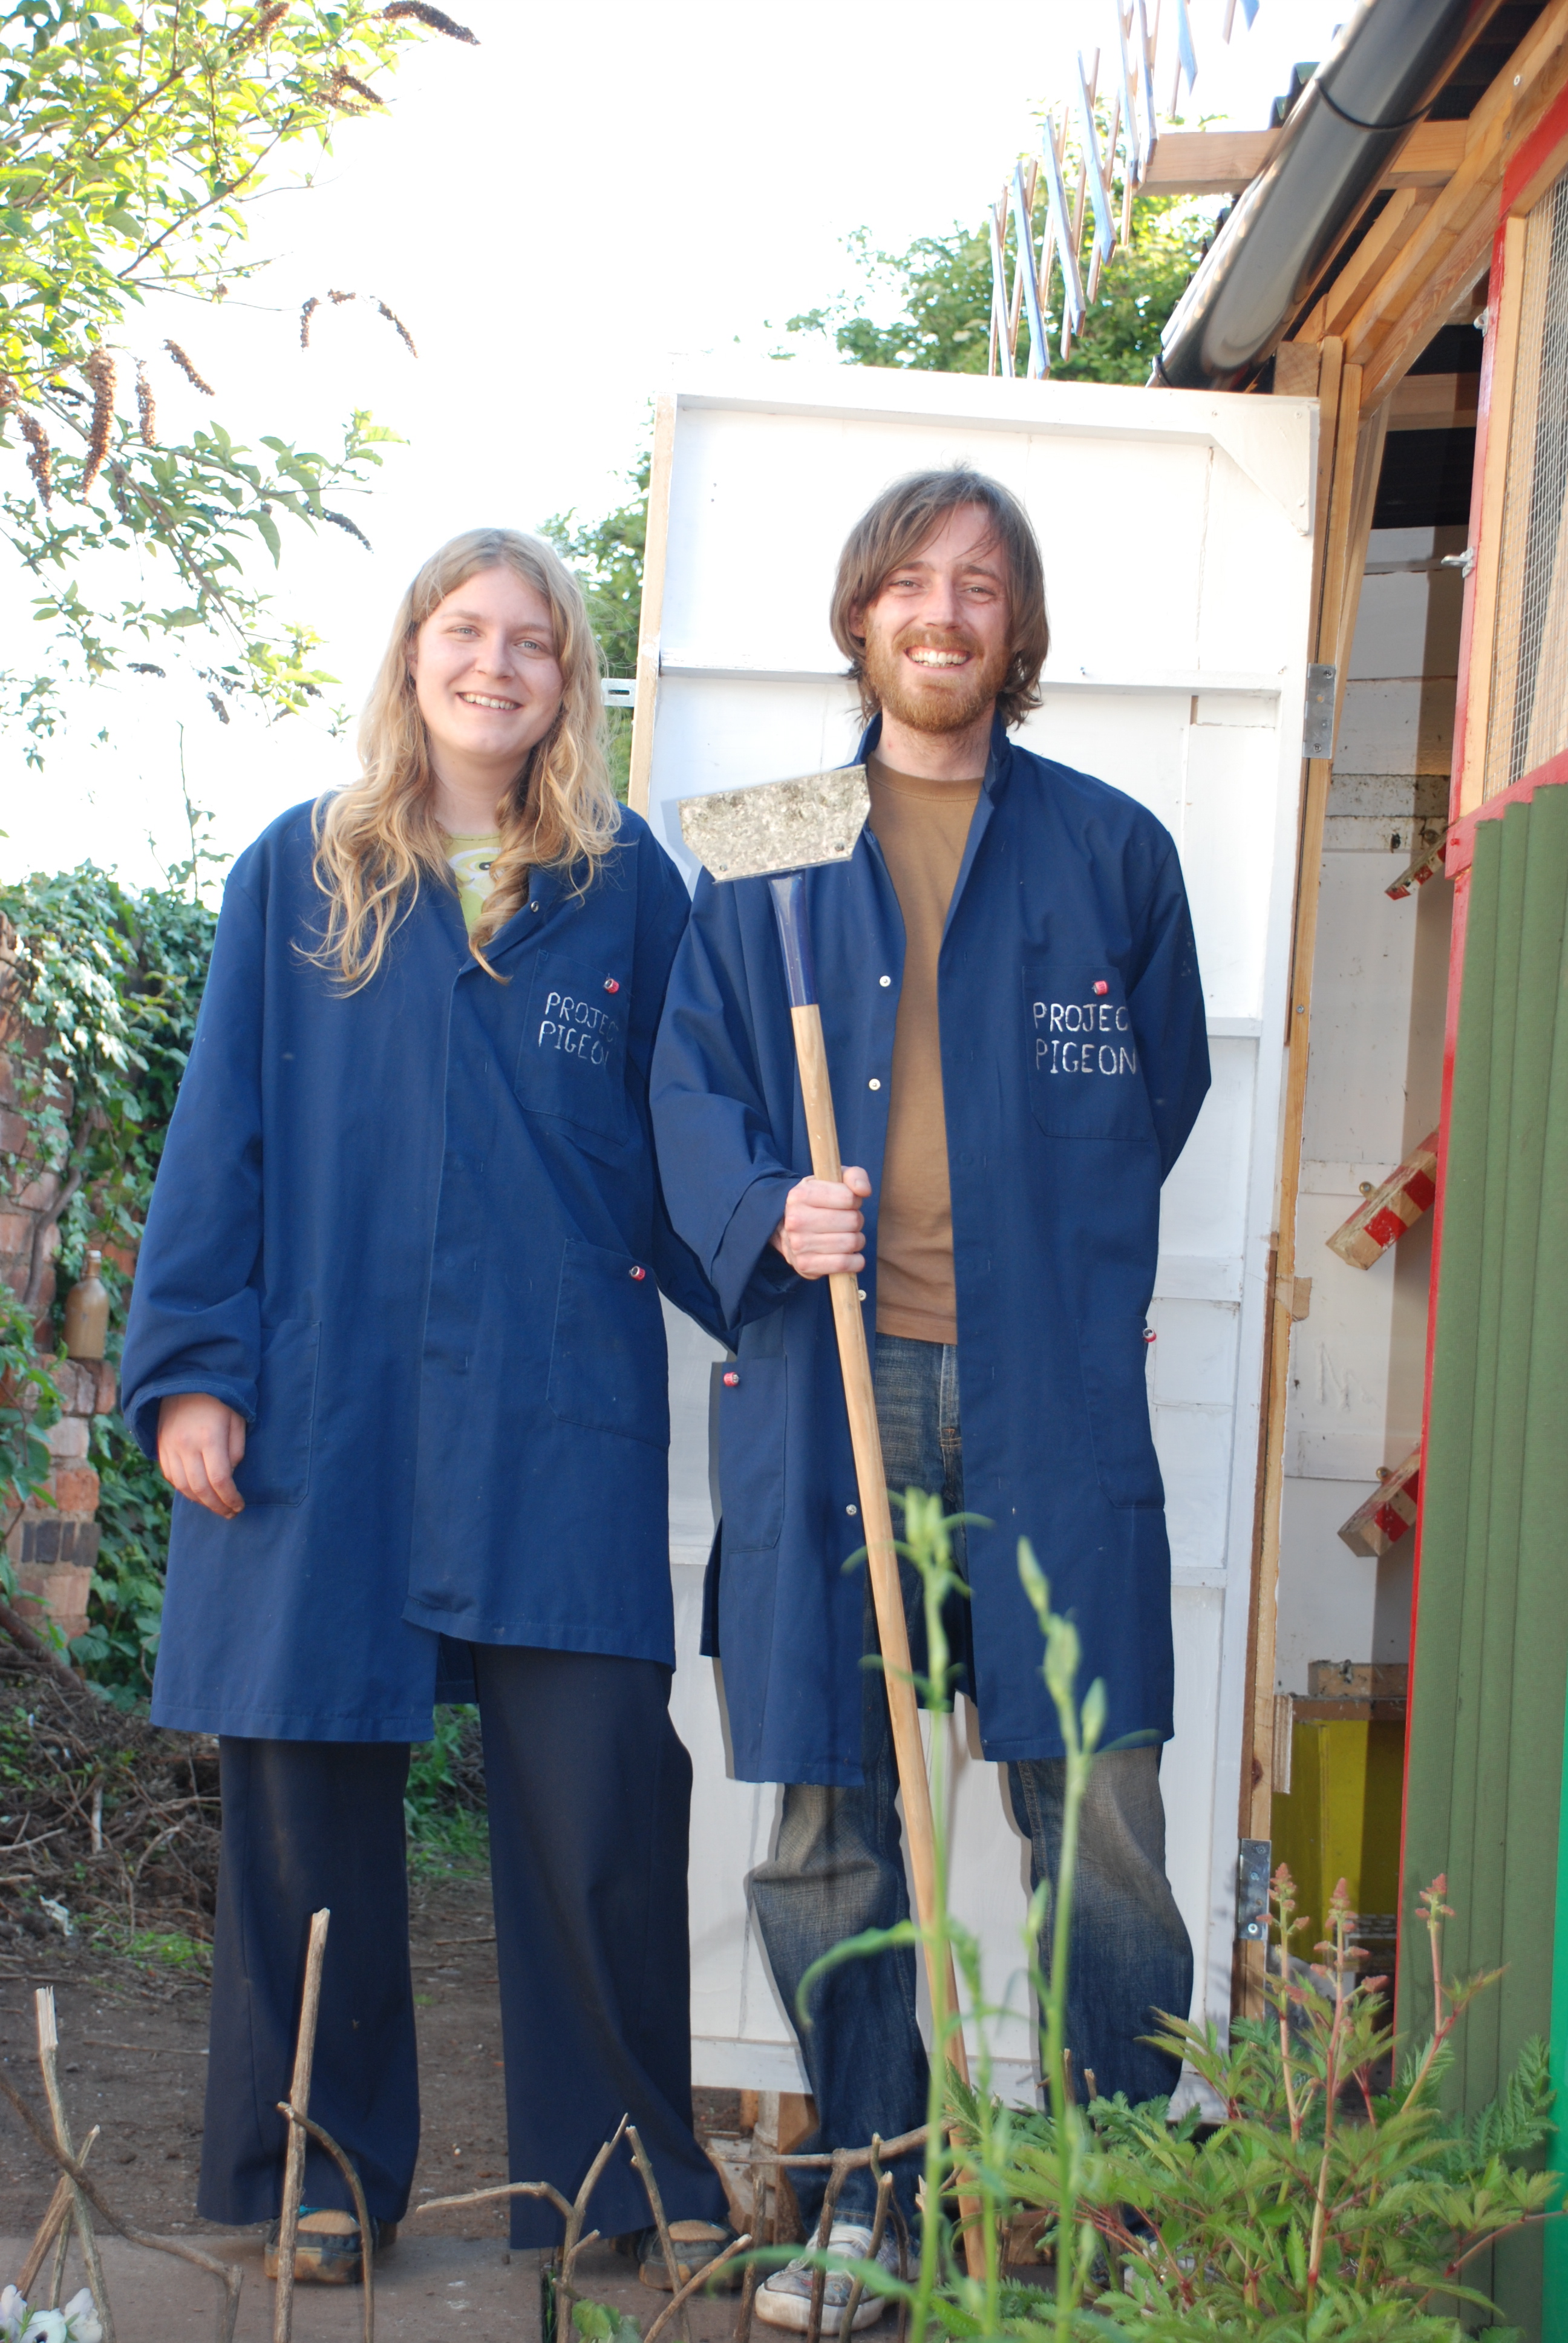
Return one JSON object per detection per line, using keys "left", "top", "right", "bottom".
{"left": 1, "top": 1862, "right": 756, "bottom": 2343}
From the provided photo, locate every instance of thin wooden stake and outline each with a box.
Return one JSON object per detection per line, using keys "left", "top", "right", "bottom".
{"left": 0, "top": 2066, "right": 241, "bottom": 2343}
{"left": 18, "top": 2173, "right": 74, "bottom": 2302}
{"left": 837, "top": 2166, "right": 895, "bottom": 2343}
{"left": 35, "top": 1991, "right": 114, "bottom": 2343}
{"left": 272, "top": 1907, "right": 330, "bottom": 2343}
{"left": 641, "top": 2232, "right": 752, "bottom": 2343}
{"left": 627, "top": 2122, "right": 692, "bottom": 2343}
{"left": 278, "top": 2105, "right": 376, "bottom": 2343}
{"left": 17, "top": 2129, "right": 97, "bottom": 2305}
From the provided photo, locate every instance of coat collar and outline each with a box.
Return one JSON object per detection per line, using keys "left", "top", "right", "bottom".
{"left": 852, "top": 708, "right": 1015, "bottom": 800}
{"left": 851, "top": 709, "right": 1012, "bottom": 939}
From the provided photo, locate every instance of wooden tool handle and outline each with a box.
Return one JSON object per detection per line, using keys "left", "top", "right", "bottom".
{"left": 788, "top": 1004, "right": 969, "bottom": 2087}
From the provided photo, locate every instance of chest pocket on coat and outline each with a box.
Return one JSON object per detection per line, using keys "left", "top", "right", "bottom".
{"left": 547, "top": 1236, "right": 668, "bottom": 1447}
{"left": 1022, "top": 950, "right": 1154, "bottom": 1142}
{"left": 516, "top": 949, "right": 630, "bottom": 1152}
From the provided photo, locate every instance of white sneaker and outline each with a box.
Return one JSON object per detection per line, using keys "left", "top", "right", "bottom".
{"left": 754, "top": 2221, "right": 904, "bottom": 2332}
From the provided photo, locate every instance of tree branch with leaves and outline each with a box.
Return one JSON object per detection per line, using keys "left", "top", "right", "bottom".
{"left": 0, "top": 0, "right": 475, "bottom": 759}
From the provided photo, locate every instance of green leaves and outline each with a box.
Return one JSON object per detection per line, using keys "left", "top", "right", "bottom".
{"left": 786, "top": 195, "right": 1212, "bottom": 387}
{"left": 0, "top": 1, "right": 465, "bottom": 752}
{"left": 0, "top": 860, "right": 218, "bottom": 1657}
{"left": 950, "top": 1866, "right": 1564, "bottom": 2338}
{"left": 570, "top": 2302, "right": 642, "bottom": 2343}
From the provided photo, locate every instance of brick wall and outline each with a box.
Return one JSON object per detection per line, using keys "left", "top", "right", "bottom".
{"left": 1, "top": 913, "right": 117, "bottom": 1649}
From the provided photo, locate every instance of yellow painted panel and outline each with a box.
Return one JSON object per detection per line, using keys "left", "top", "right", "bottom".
{"left": 1271, "top": 1720, "right": 1405, "bottom": 1942}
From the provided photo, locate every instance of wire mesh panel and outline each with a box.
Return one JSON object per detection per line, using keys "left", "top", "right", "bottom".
{"left": 1486, "top": 168, "right": 1568, "bottom": 797}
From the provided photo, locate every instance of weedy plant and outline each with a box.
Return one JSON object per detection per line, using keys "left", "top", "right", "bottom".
{"left": 806, "top": 1495, "right": 1564, "bottom": 2343}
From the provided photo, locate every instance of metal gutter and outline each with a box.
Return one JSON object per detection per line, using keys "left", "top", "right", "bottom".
{"left": 1152, "top": 0, "right": 1507, "bottom": 392}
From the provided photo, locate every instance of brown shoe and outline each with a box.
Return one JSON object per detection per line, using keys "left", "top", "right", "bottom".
{"left": 263, "top": 2210, "right": 395, "bottom": 2284}
{"left": 636, "top": 2221, "right": 740, "bottom": 2292}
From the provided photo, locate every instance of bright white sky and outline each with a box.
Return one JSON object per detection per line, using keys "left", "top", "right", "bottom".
{"left": 1, "top": 0, "right": 1344, "bottom": 889}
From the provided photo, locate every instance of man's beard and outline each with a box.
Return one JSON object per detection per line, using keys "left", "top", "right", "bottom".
{"left": 861, "top": 622, "right": 1010, "bottom": 737}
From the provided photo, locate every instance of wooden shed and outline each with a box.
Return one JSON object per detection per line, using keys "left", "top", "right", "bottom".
{"left": 1152, "top": 1, "right": 1568, "bottom": 2327}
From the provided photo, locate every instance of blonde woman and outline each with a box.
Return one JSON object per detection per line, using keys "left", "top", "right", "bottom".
{"left": 121, "top": 531, "right": 732, "bottom": 2285}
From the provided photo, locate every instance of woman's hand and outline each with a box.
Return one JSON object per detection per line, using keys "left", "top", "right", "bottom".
{"left": 769, "top": 1167, "right": 872, "bottom": 1279}
{"left": 157, "top": 1393, "right": 247, "bottom": 1518}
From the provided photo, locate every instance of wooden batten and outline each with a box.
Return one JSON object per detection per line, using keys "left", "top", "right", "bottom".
{"left": 1348, "top": 1, "right": 1568, "bottom": 402}
{"left": 1457, "top": 214, "right": 1527, "bottom": 818}
{"left": 1239, "top": 365, "right": 1388, "bottom": 2010}
{"left": 1238, "top": 353, "right": 1376, "bottom": 2012}
{"left": 1143, "top": 119, "right": 1466, "bottom": 197}
{"left": 627, "top": 393, "right": 677, "bottom": 818}
{"left": 1321, "top": 189, "right": 1431, "bottom": 340}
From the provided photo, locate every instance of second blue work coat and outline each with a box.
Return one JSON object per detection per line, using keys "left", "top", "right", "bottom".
{"left": 120, "top": 801, "right": 722, "bottom": 1742}
{"left": 650, "top": 715, "right": 1210, "bottom": 1786}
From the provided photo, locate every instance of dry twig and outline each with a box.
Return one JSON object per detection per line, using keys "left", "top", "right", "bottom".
{"left": 36, "top": 1988, "right": 114, "bottom": 2343}
{"left": 273, "top": 1909, "right": 330, "bottom": 2343}
{"left": 278, "top": 2103, "right": 375, "bottom": 2343}
{"left": 0, "top": 2044, "right": 243, "bottom": 2343}
{"left": 627, "top": 2120, "right": 690, "bottom": 2338}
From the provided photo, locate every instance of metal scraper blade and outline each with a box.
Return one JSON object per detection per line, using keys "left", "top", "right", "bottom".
{"left": 678, "top": 766, "right": 869, "bottom": 882}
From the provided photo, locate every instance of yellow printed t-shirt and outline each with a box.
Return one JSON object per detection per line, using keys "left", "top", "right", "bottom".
{"left": 445, "top": 834, "right": 501, "bottom": 936}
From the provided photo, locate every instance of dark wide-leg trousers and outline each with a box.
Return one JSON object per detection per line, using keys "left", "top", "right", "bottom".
{"left": 198, "top": 1643, "right": 728, "bottom": 2247}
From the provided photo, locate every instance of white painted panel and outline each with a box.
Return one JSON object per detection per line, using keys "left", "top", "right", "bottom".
{"left": 1158, "top": 1038, "right": 1257, "bottom": 1268}
{"left": 1018, "top": 689, "right": 1188, "bottom": 842}
{"left": 643, "top": 367, "right": 1315, "bottom": 2080}
{"left": 1274, "top": 1477, "right": 1419, "bottom": 1696}
{"left": 1275, "top": 532, "right": 1454, "bottom": 1707}
{"left": 1334, "top": 680, "right": 1454, "bottom": 778}
{"left": 1181, "top": 724, "right": 1281, "bottom": 1023}
{"left": 1168, "top": 1587, "right": 1226, "bottom": 2024}
{"left": 1301, "top": 851, "right": 1429, "bottom": 1168}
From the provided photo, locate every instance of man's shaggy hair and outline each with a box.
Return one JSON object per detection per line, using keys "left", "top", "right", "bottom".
{"left": 829, "top": 467, "right": 1050, "bottom": 729}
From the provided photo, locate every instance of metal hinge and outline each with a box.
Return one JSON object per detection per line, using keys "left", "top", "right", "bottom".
{"left": 1303, "top": 664, "right": 1337, "bottom": 759}
{"left": 1439, "top": 547, "right": 1478, "bottom": 578}
{"left": 1237, "top": 1838, "right": 1272, "bottom": 1941}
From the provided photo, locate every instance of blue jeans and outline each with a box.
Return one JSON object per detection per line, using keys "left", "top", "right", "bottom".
{"left": 748, "top": 1334, "right": 1194, "bottom": 2229}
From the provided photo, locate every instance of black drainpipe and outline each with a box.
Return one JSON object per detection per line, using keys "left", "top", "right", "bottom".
{"left": 1152, "top": 0, "right": 1505, "bottom": 393}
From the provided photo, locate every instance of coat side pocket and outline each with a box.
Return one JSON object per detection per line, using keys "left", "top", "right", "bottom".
{"left": 546, "top": 1235, "right": 670, "bottom": 1447}
{"left": 716, "top": 1355, "right": 788, "bottom": 1554}
{"left": 1076, "top": 1313, "right": 1163, "bottom": 1510}
{"left": 234, "top": 1319, "right": 320, "bottom": 1508}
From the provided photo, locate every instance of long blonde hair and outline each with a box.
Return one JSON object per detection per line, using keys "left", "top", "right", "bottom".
{"left": 310, "top": 527, "right": 619, "bottom": 988}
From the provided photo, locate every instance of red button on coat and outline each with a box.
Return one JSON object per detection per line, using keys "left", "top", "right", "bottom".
{"left": 1094, "top": 980, "right": 1109, "bottom": 995}
{"left": 723, "top": 1371, "right": 740, "bottom": 1387}
{"left": 604, "top": 978, "right": 620, "bottom": 993}
{"left": 629, "top": 1265, "right": 645, "bottom": 1280}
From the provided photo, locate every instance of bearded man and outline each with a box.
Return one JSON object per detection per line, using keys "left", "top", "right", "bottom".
{"left": 652, "top": 469, "right": 1210, "bottom": 2328}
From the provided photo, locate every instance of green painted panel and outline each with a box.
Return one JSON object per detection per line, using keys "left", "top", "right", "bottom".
{"left": 1400, "top": 785, "right": 1568, "bottom": 2339}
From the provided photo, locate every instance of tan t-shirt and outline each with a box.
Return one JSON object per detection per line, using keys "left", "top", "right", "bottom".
{"left": 866, "top": 756, "right": 983, "bottom": 1345}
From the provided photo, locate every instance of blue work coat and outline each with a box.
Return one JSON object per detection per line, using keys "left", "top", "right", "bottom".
{"left": 121, "top": 801, "right": 722, "bottom": 1741}
{"left": 650, "top": 715, "right": 1210, "bottom": 1785}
